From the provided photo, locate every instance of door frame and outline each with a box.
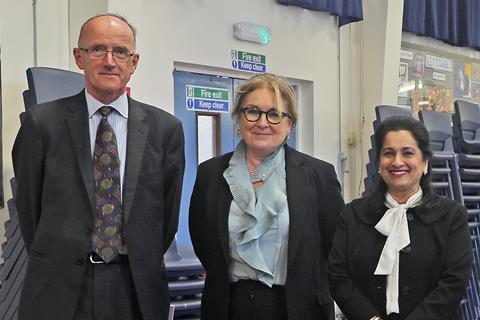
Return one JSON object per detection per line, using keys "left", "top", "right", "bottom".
{"left": 174, "top": 61, "right": 314, "bottom": 154}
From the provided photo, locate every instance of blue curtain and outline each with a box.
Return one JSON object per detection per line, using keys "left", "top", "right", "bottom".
{"left": 277, "top": 0, "right": 363, "bottom": 26}
{"left": 403, "top": 0, "right": 480, "bottom": 50}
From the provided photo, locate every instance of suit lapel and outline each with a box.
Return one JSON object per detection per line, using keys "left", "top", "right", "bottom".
{"left": 284, "top": 146, "right": 308, "bottom": 270}
{"left": 216, "top": 156, "right": 233, "bottom": 266}
{"left": 123, "top": 98, "right": 149, "bottom": 221}
{"left": 65, "top": 92, "right": 95, "bottom": 213}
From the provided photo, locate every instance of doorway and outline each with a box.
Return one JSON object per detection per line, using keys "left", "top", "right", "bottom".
{"left": 173, "top": 70, "right": 296, "bottom": 245}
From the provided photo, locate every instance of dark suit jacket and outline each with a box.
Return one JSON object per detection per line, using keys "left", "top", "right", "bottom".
{"left": 189, "top": 145, "right": 344, "bottom": 320}
{"left": 328, "top": 195, "right": 472, "bottom": 320}
{"left": 12, "top": 91, "right": 185, "bottom": 320}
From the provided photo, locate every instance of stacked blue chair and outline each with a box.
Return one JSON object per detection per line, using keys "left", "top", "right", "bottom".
{"left": 24, "top": 67, "right": 85, "bottom": 107}
{"left": 418, "top": 110, "right": 460, "bottom": 201}
{"left": 374, "top": 105, "right": 412, "bottom": 129}
{"left": 419, "top": 109, "right": 479, "bottom": 318}
{"left": 0, "top": 180, "right": 28, "bottom": 320}
{"left": 363, "top": 105, "right": 412, "bottom": 195}
{"left": 451, "top": 100, "right": 480, "bottom": 319}
{"left": 165, "top": 239, "right": 204, "bottom": 318}
{"left": 0, "top": 67, "right": 86, "bottom": 320}
{"left": 453, "top": 100, "right": 480, "bottom": 155}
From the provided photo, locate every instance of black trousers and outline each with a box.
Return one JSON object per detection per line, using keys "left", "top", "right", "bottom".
{"left": 73, "top": 256, "right": 143, "bottom": 320}
{"left": 229, "top": 280, "right": 287, "bottom": 320}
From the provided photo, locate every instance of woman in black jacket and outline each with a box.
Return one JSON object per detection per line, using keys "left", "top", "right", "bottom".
{"left": 189, "top": 73, "right": 344, "bottom": 320}
{"left": 328, "top": 116, "right": 472, "bottom": 320}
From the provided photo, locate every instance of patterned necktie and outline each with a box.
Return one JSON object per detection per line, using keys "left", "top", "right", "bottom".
{"left": 91, "top": 106, "right": 123, "bottom": 262}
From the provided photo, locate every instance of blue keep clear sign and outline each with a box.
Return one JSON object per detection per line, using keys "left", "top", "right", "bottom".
{"left": 231, "top": 50, "right": 266, "bottom": 73}
{"left": 185, "top": 85, "right": 230, "bottom": 113}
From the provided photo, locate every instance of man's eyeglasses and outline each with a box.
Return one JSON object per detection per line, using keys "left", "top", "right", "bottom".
{"left": 78, "top": 45, "right": 134, "bottom": 62}
{"left": 240, "top": 106, "right": 291, "bottom": 125}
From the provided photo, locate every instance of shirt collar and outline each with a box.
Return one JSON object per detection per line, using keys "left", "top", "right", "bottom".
{"left": 85, "top": 90, "right": 129, "bottom": 119}
{"left": 249, "top": 142, "right": 285, "bottom": 183}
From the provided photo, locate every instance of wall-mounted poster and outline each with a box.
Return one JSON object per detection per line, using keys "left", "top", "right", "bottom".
{"left": 454, "top": 62, "right": 471, "bottom": 98}
{"left": 411, "top": 85, "right": 454, "bottom": 114}
{"left": 472, "top": 82, "right": 480, "bottom": 99}
{"left": 472, "top": 63, "right": 480, "bottom": 82}
{"left": 399, "top": 62, "right": 408, "bottom": 85}
{"left": 414, "top": 55, "right": 425, "bottom": 77}
{"left": 399, "top": 44, "right": 480, "bottom": 113}
{"left": 399, "top": 62, "right": 409, "bottom": 97}
{"left": 472, "top": 63, "right": 480, "bottom": 99}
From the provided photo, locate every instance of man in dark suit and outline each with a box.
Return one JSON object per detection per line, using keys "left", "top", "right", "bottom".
{"left": 12, "top": 13, "right": 184, "bottom": 320}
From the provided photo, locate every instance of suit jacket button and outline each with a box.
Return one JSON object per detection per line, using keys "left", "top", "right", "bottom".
{"left": 401, "top": 286, "right": 410, "bottom": 295}
{"left": 85, "top": 227, "right": 92, "bottom": 235}
{"left": 401, "top": 245, "right": 411, "bottom": 253}
{"left": 76, "top": 259, "right": 84, "bottom": 266}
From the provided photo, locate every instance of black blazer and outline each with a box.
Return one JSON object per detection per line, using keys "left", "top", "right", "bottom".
{"left": 328, "top": 196, "right": 472, "bottom": 320}
{"left": 189, "top": 145, "right": 344, "bottom": 320}
{"left": 12, "top": 91, "right": 185, "bottom": 320}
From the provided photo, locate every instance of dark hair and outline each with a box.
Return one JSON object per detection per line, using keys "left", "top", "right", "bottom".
{"left": 368, "top": 116, "right": 436, "bottom": 208}
{"left": 78, "top": 13, "right": 137, "bottom": 48}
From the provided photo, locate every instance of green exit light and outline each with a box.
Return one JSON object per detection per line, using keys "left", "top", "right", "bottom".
{"left": 233, "top": 22, "right": 271, "bottom": 45}
{"left": 257, "top": 26, "right": 271, "bottom": 44}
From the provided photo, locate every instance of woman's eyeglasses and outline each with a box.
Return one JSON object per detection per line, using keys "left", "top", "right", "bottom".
{"left": 240, "top": 106, "right": 291, "bottom": 125}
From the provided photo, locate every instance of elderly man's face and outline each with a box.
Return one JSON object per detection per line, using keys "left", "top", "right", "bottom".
{"left": 73, "top": 16, "right": 139, "bottom": 104}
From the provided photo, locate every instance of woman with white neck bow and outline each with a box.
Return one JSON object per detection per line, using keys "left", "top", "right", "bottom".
{"left": 328, "top": 116, "right": 472, "bottom": 320}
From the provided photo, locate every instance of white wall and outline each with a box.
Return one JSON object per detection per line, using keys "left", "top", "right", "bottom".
{"left": 0, "top": 0, "right": 70, "bottom": 243}
{"left": 69, "top": 0, "right": 108, "bottom": 68}
{"left": 36, "top": 0, "right": 70, "bottom": 68}
{"left": 101, "top": 0, "right": 341, "bottom": 165}
{"left": 339, "top": 0, "right": 404, "bottom": 201}
{"left": 0, "top": 0, "right": 35, "bottom": 241}
{"left": 339, "top": 23, "right": 363, "bottom": 200}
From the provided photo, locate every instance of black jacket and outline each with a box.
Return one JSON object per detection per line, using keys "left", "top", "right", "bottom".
{"left": 189, "top": 145, "right": 344, "bottom": 320}
{"left": 12, "top": 91, "right": 185, "bottom": 320}
{"left": 328, "top": 195, "right": 472, "bottom": 320}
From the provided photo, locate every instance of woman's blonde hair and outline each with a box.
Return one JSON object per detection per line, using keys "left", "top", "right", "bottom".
{"left": 232, "top": 73, "right": 297, "bottom": 127}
